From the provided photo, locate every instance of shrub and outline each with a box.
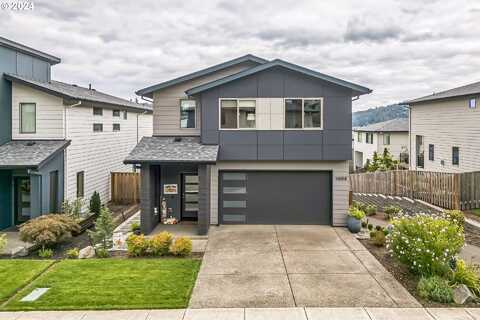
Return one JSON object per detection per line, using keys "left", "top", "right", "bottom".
{"left": 89, "top": 191, "right": 102, "bottom": 215}
{"left": 169, "top": 237, "right": 192, "bottom": 257}
{"left": 372, "top": 230, "right": 386, "bottom": 247}
{"left": 451, "top": 259, "right": 480, "bottom": 296}
{"left": 417, "top": 276, "right": 453, "bottom": 303}
{"left": 62, "top": 198, "right": 84, "bottom": 218}
{"left": 352, "top": 201, "right": 367, "bottom": 212}
{"left": 367, "top": 224, "right": 373, "bottom": 231}
{"left": 365, "top": 205, "right": 377, "bottom": 216}
{"left": 130, "top": 222, "right": 141, "bottom": 232}
{"left": 88, "top": 207, "right": 114, "bottom": 250}
{"left": 150, "top": 232, "right": 173, "bottom": 256}
{"left": 38, "top": 248, "right": 54, "bottom": 259}
{"left": 348, "top": 206, "right": 365, "bottom": 220}
{"left": 19, "top": 214, "right": 80, "bottom": 249}
{"left": 0, "top": 233, "right": 7, "bottom": 253}
{"left": 443, "top": 210, "right": 465, "bottom": 228}
{"left": 66, "top": 247, "right": 79, "bottom": 259}
{"left": 95, "top": 248, "right": 110, "bottom": 258}
{"left": 384, "top": 205, "right": 402, "bottom": 220}
{"left": 126, "top": 234, "right": 149, "bottom": 257}
{"left": 375, "top": 225, "right": 382, "bottom": 231}
{"left": 388, "top": 215, "right": 464, "bottom": 276}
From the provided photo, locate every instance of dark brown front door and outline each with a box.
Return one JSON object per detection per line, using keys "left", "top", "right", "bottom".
{"left": 181, "top": 174, "right": 199, "bottom": 220}
{"left": 14, "top": 177, "right": 31, "bottom": 225}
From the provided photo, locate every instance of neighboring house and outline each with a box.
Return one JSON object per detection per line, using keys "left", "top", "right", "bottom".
{"left": 407, "top": 81, "right": 480, "bottom": 173}
{"left": 125, "top": 55, "right": 371, "bottom": 235}
{"left": 0, "top": 37, "right": 152, "bottom": 230}
{"left": 352, "top": 118, "right": 409, "bottom": 170}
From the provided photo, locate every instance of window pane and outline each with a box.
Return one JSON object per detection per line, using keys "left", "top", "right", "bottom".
{"left": 223, "top": 186, "right": 246, "bottom": 194}
{"left": 221, "top": 100, "right": 237, "bottom": 129}
{"left": 185, "top": 175, "right": 199, "bottom": 183}
{"left": 93, "top": 107, "right": 103, "bottom": 115}
{"left": 113, "top": 124, "right": 120, "bottom": 131}
{"left": 469, "top": 98, "right": 476, "bottom": 109}
{"left": 383, "top": 134, "right": 390, "bottom": 145}
{"left": 304, "top": 99, "right": 321, "bottom": 128}
{"left": 93, "top": 123, "right": 103, "bottom": 132}
{"left": 429, "top": 144, "right": 434, "bottom": 161}
{"left": 452, "top": 147, "right": 459, "bottom": 165}
{"left": 223, "top": 173, "right": 246, "bottom": 180}
{"left": 180, "top": 100, "right": 196, "bottom": 128}
{"left": 123, "top": 111, "right": 128, "bottom": 119}
{"left": 76, "top": 171, "right": 84, "bottom": 198}
{"left": 185, "top": 194, "right": 198, "bottom": 202}
{"left": 239, "top": 100, "right": 256, "bottom": 128}
{"left": 21, "top": 103, "right": 36, "bottom": 133}
{"left": 113, "top": 110, "right": 120, "bottom": 117}
{"left": 285, "top": 99, "right": 302, "bottom": 128}
{"left": 185, "top": 184, "right": 199, "bottom": 193}
{"left": 223, "top": 200, "right": 246, "bottom": 208}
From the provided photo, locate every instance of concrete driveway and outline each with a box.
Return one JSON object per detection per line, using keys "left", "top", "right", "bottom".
{"left": 189, "top": 225, "right": 420, "bottom": 308}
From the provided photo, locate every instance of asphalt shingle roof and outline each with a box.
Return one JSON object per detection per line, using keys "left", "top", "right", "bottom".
{"left": 354, "top": 118, "right": 409, "bottom": 132}
{"left": 407, "top": 81, "right": 480, "bottom": 104}
{"left": 4, "top": 73, "right": 152, "bottom": 112}
{"left": 124, "top": 137, "right": 219, "bottom": 164}
{"left": 0, "top": 140, "right": 70, "bottom": 169}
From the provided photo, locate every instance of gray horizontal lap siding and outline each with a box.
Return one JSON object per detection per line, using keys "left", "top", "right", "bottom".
{"left": 198, "top": 67, "right": 353, "bottom": 161}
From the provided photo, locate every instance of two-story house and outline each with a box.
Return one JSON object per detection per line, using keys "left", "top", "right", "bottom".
{"left": 407, "top": 81, "right": 480, "bottom": 173}
{"left": 125, "top": 55, "right": 371, "bottom": 235}
{"left": 0, "top": 37, "right": 152, "bottom": 230}
{"left": 352, "top": 118, "right": 409, "bottom": 170}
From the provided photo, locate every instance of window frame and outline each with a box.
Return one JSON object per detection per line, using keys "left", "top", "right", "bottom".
{"left": 365, "top": 132, "right": 374, "bottom": 144}
{"left": 428, "top": 144, "right": 434, "bottom": 161}
{"left": 357, "top": 132, "right": 362, "bottom": 143}
{"left": 469, "top": 98, "right": 477, "bottom": 109}
{"left": 93, "top": 107, "right": 103, "bottom": 116}
{"left": 93, "top": 123, "right": 103, "bottom": 132}
{"left": 180, "top": 99, "right": 197, "bottom": 129}
{"left": 123, "top": 110, "right": 128, "bottom": 120}
{"left": 383, "top": 133, "right": 391, "bottom": 145}
{"left": 19, "top": 102, "right": 36, "bottom": 134}
{"left": 113, "top": 110, "right": 121, "bottom": 117}
{"left": 76, "top": 171, "right": 84, "bottom": 198}
{"left": 452, "top": 146, "right": 460, "bottom": 166}
{"left": 218, "top": 98, "right": 257, "bottom": 130}
{"left": 113, "top": 123, "right": 121, "bottom": 132}
{"left": 284, "top": 97, "right": 323, "bottom": 130}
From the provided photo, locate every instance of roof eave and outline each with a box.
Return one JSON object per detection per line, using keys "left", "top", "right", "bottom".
{"left": 0, "top": 37, "right": 61, "bottom": 65}
{"left": 123, "top": 159, "right": 217, "bottom": 165}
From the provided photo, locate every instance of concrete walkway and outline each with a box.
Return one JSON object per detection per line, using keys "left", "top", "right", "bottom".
{"left": 1, "top": 307, "right": 480, "bottom": 320}
{"left": 189, "top": 225, "right": 419, "bottom": 308}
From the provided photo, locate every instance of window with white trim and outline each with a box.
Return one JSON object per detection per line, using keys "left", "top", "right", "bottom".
{"left": 220, "top": 99, "right": 256, "bottom": 129}
{"left": 20, "top": 103, "right": 36, "bottom": 133}
{"left": 469, "top": 98, "right": 476, "bottom": 109}
{"left": 383, "top": 133, "right": 391, "bottom": 145}
{"left": 285, "top": 98, "right": 322, "bottom": 129}
{"left": 180, "top": 100, "right": 196, "bottom": 128}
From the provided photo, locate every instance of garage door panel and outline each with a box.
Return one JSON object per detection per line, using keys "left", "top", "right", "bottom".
{"left": 219, "top": 171, "right": 331, "bottom": 225}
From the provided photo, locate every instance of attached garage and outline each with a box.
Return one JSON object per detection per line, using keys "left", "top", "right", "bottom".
{"left": 219, "top": 171, "right": 332, "bottom": 225}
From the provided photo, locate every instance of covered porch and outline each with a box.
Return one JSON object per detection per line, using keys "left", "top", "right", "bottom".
{"left": 124, "top": 136, "right": 218, "bottom": 236}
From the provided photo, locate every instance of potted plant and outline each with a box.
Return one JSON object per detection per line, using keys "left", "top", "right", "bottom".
{"left": 347, "top": 206, "right": 365, "bottom": 233}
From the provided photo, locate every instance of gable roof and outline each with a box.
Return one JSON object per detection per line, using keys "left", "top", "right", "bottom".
{"left": 406, "top": 81, "right": 480, "bottom": 104}
{"left": 5, "top": 73, "right": 152, "bottom": 112}
{"left": 0, "top": 140, "right": 70, "bottom": 169}
{"left": 136, "top": 54, "right": 268, "bottom": 98}
{"left": 185, "top": 59, "right": 372, "bottom": 96}
{"left": 0, "top": 36, "right": 61, "bottom": 65}
{"left": 354, "top": 118, "right": 409, "bottom": 133}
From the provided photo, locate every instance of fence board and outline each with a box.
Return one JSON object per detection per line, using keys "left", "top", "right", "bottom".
{"left": 111, "top": 172, "right": 140, "bottom": 204}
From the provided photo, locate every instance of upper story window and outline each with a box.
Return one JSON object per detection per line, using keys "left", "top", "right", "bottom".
{"left": 366, "top": 132, "right": 374, "bottom": 144}
{"left": 93, "top": 107, "right": 103, "bottom": 116}
{"left": 76, "top": 171, "right": 84, "bottom": 198}
{"left": 220, "top": 99, "right": 256, "bottom": 129}
{"left": 452, "top": 146, "right": 460, "bottom": 165}
{"left": 469, "top": 98, "right": 477, "bottom": 109}
{"left": 93, "top": 123, "right": 103, "bottom": 132}
{"left": 113, "top": 110, "right": 121, "bottom": 117}
{"left": 285, "top": 98, "right": 322, "bottom": 129}
{"left": 429, "top": 144, "right": 434, "bottom": 161}
{"left": 383, "top": 133, "right": 391, "bottom": 145}
{"left": 113, "top": 123, "right": 121, "bottom": 132}
{"left": 357, "top": 132, "right": 362, "bottom": 143}
{"left": 180, "top": 100, "right": 196, "bottom": 129}
{"left": 123, "top": 111, "right": 128, "bottom": 120}
{"left": 20, "top": 103, "right": 36, "bottom": 133}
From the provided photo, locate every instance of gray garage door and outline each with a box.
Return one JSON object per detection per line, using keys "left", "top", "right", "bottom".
{"left": 219, "top": 171, "right": 332, "bottom": 225}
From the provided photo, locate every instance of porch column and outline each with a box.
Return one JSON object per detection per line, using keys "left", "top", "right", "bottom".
{"left": 140, "top": 164, "right": 158, "bottom": 234}
{"left": 197, "top": 164, "right": 211, "bottom": 235}
{"left": 29, "top": 174, "right": 42, "bottom": 218}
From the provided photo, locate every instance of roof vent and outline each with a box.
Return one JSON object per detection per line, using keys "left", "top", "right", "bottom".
{"left": 174, "top": 137, "right": 182, "bottom": 142}
{"left": 72, "top": 84, "right": 78, "bottom": 87}
{"left": 26, "top": 141, "right": 36, "bottom": 146}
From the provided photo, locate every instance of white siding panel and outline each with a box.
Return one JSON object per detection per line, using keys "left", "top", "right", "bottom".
{"left": 12, "top": 83, "right": 64, "bottom": 139}
{"left": 410, "top": 98, "right": 480, "bottom": 173}
{"left": 209, "top": 161, "right": 349, "bottom": 226}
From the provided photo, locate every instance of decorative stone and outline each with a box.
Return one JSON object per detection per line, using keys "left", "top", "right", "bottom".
{"left": 11, "top": 246, "right": 28, "bottom": 257}
{"left": 78, "top": 246, "right": 95, "bottom": 259}
{"left": 355, "top": 230, "right": 370, "bottom": 240}
{"left": 453, "top": 284, "right": 475, "bottom": 304}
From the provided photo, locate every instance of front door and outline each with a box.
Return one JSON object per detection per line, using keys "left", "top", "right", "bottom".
{"left": 14, "top": 177, "right": 31, "bottom": 225}
{"left": 181, "top": 174, "right": 199, "bottom": 221}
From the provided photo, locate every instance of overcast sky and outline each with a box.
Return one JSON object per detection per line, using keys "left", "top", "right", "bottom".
{"left": 1, "top": 0, "right": 479, "bottom": 110}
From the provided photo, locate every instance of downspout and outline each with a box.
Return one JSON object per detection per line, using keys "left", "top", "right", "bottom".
{"left": 408, "top": 105, "right": 412, "bottom": 169}
{"left": 136, "top": 110, "right": 148, "bottom": 143}
{"left": 63, "top": 100, "right": 82, "bottom": 205}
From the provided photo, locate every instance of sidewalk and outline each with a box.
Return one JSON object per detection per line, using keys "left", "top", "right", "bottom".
{"left": 1, "top": 307, "right": 479, "bottom": 320}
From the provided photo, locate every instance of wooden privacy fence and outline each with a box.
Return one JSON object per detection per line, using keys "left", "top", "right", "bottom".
{"left": 350, "top": 170, "right": 480, "bottom": 210}
{"left": 111, "top": 172, "right": 140, "bottom": 204}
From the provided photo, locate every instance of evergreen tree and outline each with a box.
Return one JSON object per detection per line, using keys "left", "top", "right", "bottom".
{"left": 89, "top": 191, "right": 101, "bottom": 215}
{"left": 88, "top": 207, "right": 114, "bottom": 249}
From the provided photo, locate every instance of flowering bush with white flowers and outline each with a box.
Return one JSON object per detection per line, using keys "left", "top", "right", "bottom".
{"left": 387, "top": 214, "right": 464, "bottom": 276}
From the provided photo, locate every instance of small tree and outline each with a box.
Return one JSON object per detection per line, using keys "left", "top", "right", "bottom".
{"left": 366, "top": 148, "right": 399, "bottom": 172}
{"left": 88, "top": 206, "right": 114, "bottom": 250}
{"left": 89, "top": 191, "right": 101, "bottom": 215}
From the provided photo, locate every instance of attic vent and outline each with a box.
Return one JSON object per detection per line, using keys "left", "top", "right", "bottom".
{"left": 26, "top": 141, "right": 36, "bottom": 146}
{"left": 174, "top": 137, "right": 182, "bottom": 142}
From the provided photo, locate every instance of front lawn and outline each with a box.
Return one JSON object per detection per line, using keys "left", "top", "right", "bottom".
{"left": 4, "top": 258, "right": 200, "bottom": 310}
{"left": 0, "top": 260, "right": 54, "bottom": 303}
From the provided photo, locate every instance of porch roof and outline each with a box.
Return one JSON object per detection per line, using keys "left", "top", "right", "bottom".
{"left": 0, "top": 140, "right": 70, "bottom": 169}
{"left": 124, "top": 136, "right": 218, "bottom": 164}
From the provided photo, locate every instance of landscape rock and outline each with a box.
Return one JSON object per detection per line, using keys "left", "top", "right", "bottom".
{"left": 11, "top": 246, "right": 28, "bottom": 257}
{"left": 78, "top": 246, "right": 95, "bottom": 259}
{"left": 453, "top": 284, "right": 475, "bottom": 304}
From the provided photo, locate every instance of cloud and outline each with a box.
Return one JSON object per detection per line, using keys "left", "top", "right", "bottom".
{"left": 0, "top": 0, "right": 478, "bottom": 111}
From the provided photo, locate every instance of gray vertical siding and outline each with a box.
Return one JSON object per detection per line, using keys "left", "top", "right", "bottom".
{"left": 198, "top": 67, "right": 353, "bottom": 161}
{"left": 197, "top": 164, "right": 210, "bottom": 235}
{"left": 38, "top": 151, "right": 64, "bottom": 214}
{"left": 140, "top": 164, "right": 159, "bottom": 234}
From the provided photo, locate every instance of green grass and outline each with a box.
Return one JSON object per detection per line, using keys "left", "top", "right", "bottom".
{"left": 3, "top": 258, "right": 201, "bottom": 311}
{"left": 0, "top": 260, "right": 54, "bottom": 303}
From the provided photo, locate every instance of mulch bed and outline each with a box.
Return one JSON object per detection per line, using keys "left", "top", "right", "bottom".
{"left": 360, "top": 239, "right": 479, "bottom": 308}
